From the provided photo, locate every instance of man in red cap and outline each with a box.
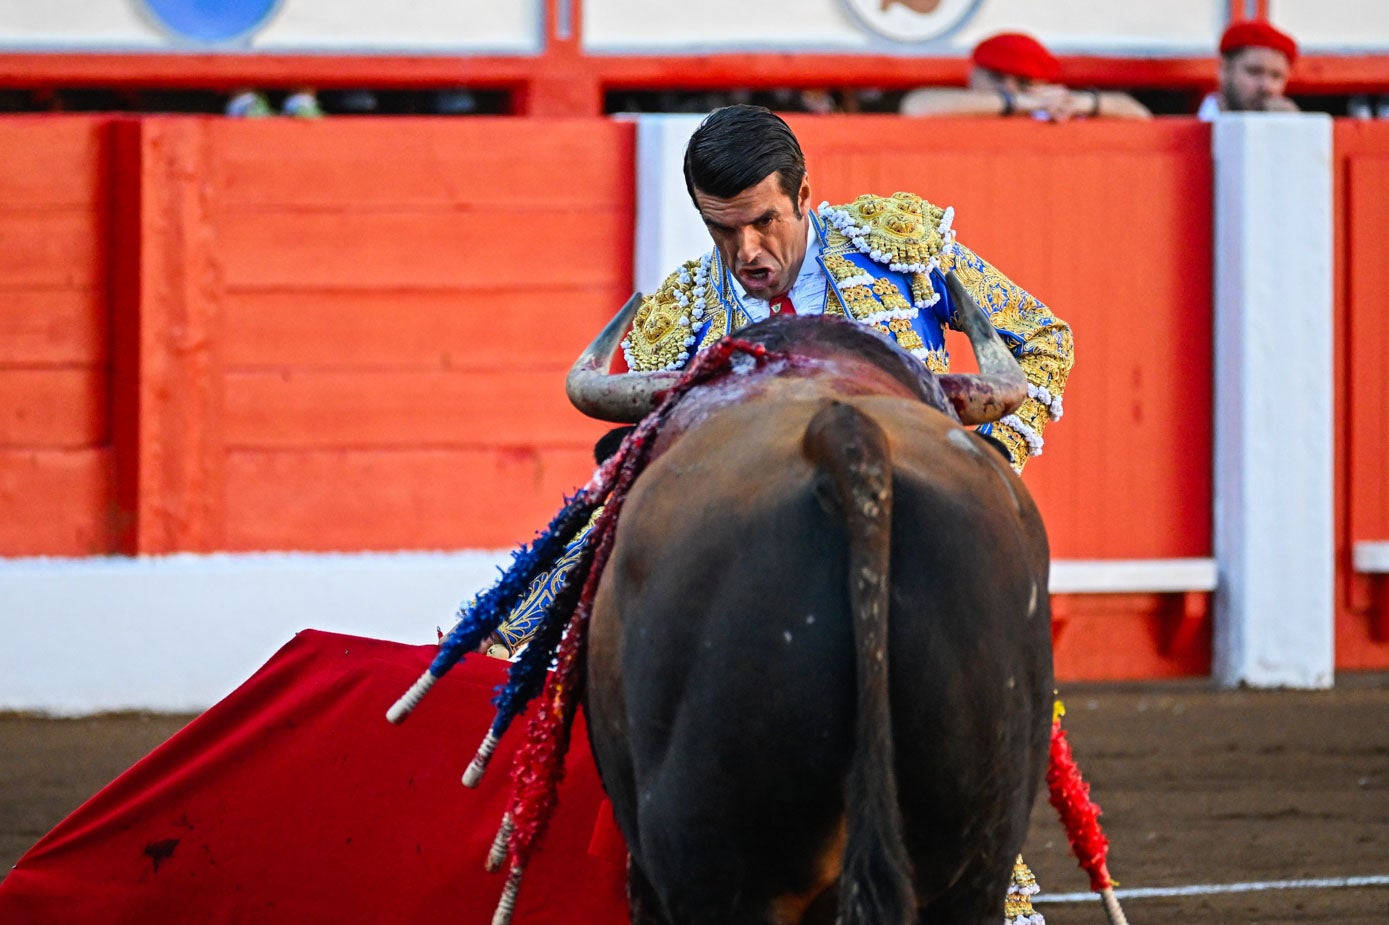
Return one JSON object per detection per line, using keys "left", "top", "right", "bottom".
{"left": 1198, "top": 19, "right": 1300, "bottom": 117}
{"left": 901, "top": 31, "right": 1150, "bottom": 121}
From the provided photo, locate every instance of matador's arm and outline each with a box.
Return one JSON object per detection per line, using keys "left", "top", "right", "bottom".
{"left": 940, "top": 242, "right": 1073, "bottom": 472}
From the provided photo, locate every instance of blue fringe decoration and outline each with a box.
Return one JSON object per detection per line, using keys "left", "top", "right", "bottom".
{"left": 488, "top": 526, "right": 597, "bottom": 736}
{"left": 426, "top": 491, "right": 599, "bottom": 680}
{"left": 489, "top": 565, "right": 585, "bottom": 737}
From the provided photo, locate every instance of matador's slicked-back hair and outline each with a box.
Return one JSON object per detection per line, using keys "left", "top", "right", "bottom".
{"left": 682, "top": 104, "right": 806, "bottom": 211}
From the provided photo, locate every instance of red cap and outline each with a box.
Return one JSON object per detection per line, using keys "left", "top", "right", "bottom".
{"left": 1220, "top": 20, "right": 1298, "bottom": 64}
{"left": 971, "top": 33, "right": 1061, "bottom": 83}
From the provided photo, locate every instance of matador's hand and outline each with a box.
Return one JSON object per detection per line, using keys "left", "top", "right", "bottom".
{"left": 475, "top": 633, "right": 512, "bottom": 659}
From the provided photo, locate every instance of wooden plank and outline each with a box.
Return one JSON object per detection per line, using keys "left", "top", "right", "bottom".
{"left": 220, "top": 287, "right": 619, "bottom": 370}
{"left": 2, "top": 51, "right": 1387, "bottom": 103}
{"left": 223, "top": 368, "right": 609, "bottom": 449}
{"left": 795, "top": 115, "right": 1210, "bottom": 160}
{"left": 0, "top": 116, "right": 102, "bottom": 208}
{"left": 108, "top": 117, "right": 142, "bottom": 556}
{"left": 0, "top": 368, "right": 107, "bottom": 447}
{"left": 1336, "top": 124, "right": 1389, "bottom": 672}
{"left": 1051, "top": 594, "right": 1210, "bottom": 681}
{"left": 0, "top": 211, "right": 103, "bottom": 289}
{"left": 1026, "top": 145, "right": 1213, "bottom": 559}
{"left": 214, "top": 207, "right": 632, "bottom": 291}
{"left": 800, "top": 120, "right": 1214, "bottom": 560}
{"left": 0, "top": 447, "right": 119, "bottom": 556}
{"left": 222, "top": 446, "right": 602, "bottom": 551}
{"left": 1347, "top": 154, "right": 1389, "bottom": 542}
{"left": 133, "top": 119, "right": 226, "bottom": 553}
{"left": 0, "top": 289, "right": 107, "bottom": 365}
{"left": 208, "top": 118, "right": 635, "bottom": 210}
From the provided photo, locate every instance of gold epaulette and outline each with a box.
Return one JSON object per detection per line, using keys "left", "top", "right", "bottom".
{"left": 817, "top": 193, "right": 956, "bottom": 312}
{"left": 817, "top": 193, "right": 952, "bottom": 273}
{"left": 622, "top": 254, "right": 726, "bottom": 373}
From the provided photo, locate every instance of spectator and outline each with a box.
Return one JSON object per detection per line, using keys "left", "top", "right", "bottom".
{"left": 225, "top": 88, "right": 324, "bottom": 118}
{"left": 281, "top": 88, "right": 324, "bottom": 118}
{"left": 900, "top": 32, "right": 1151, "bottom": 121}
{"left": 1198, "top": 20, "right": 1299, "bottom": 117}
{"left": 225, "top": 89, "right": 273, "bottom": 118}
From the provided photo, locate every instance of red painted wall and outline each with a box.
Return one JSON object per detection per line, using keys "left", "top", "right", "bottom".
{"left": 1336, "top": 120, "right": 1389, "bottom": 669}
{"left": 135, "top": 117, "right": 629, "bottom": 552}
{"left": 789, "top": 117, "right": 1215, "bottom": 563}
{"left": 0, "top": 117, "right": 119, "bottom": 554}
{"left": 1, "top": 113, "right": 1385, "bottom": 677}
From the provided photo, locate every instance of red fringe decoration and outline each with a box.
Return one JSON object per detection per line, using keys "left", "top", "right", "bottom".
{"left": 504, "top": 477, "right": 622, "bottom": 873}
{"left": 497, "top": 337, "right": 776, "bottom": 886}
{"left": 1047, "top": 718, "right": 1114, "bottom": 892}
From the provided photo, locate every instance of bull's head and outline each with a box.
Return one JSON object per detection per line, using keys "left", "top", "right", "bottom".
{"left": 566, "top": 272, "right": 1027, "bottom": 425}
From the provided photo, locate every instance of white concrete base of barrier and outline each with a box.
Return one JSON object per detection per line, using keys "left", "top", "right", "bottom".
{"left": 3, "top": 552, "right": 1222, "bottom": 714}
{"left": 1354, "top": 542, "right": 1389, "bottom": 574}
{"left": 0, "top": 551, "right": 511, "bottom": 715}
{"left": 1048, "top": 558, "right": 1217, "bottom": 594}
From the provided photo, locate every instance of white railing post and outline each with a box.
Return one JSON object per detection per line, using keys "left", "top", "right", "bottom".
{"left": 1211, "top": 113, "right": 1335, "bottom": 689}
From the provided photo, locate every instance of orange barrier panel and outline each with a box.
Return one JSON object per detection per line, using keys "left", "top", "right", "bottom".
{"left": 1335, "top": 121, "right": 1389, "bottom": 670}
{"left": 0, "top": 115, "right": 1218, "bottom": 566}
{"left": 125, "top": 117, "right": 630, "bottom": 552}
{"left": 0, "top": 114, "right": 1219, "bottom": 680}
{"left": 790, "top": 117, "right": 1215, "bottom": 569}
{"left": 0, "top": 117, "right": 119, "bottom": 555}
{"left": 23, "top": 114, "right": 1389, "bottom": 680}
{"left": 786, "top": 117, "right": 1217, "bottom": 679}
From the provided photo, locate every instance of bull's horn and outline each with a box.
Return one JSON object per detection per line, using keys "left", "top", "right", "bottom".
{"left": 937, "top": 271, "right": 1029, "bottom": 425}
{"left": 565, "top": 292, "right": 683, "bottom": 423}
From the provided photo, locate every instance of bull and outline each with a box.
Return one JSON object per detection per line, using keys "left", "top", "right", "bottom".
{"left": 563, "top": 273, "right": 1055, "bottom": 925}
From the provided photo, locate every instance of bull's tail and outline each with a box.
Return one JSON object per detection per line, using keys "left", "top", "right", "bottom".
{"left": 802, "top": 401, "right": 915, "bottom": 925}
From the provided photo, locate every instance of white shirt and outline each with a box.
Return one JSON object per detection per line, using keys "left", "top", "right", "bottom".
{"left": 729, "top": 221, "right": 828, "bottom": 322}
{"left": 1197, "top": 92, "right": 1223, "bottom": 122}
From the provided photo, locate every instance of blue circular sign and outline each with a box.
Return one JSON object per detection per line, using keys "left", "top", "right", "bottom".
{"left": 139, "top": 0, "right": 283, "bottom": 45}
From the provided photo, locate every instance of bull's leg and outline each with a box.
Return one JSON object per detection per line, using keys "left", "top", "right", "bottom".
{"left": 914, "top": 858, "right": 1013, "bottom": 925}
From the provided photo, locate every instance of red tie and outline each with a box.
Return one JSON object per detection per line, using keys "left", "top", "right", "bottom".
{"left": 769, "top": 294, "right": 796, "bottom": 316}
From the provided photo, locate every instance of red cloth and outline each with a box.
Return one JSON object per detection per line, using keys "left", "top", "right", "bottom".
{"left": 0, "top": 630, "right": 628, "bottom": 924}
{"left": 971, "top": 32, "right": 1061, "bottom": 83}
{"left": 769, "top": 294, "right": 796, "bottom": 315}
{"left": 1220, "top": 19, "right": 1298, "bottom": 64}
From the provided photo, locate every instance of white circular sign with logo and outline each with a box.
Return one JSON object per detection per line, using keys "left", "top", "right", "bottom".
{"left": 841, "top": 0, "right": 984, "bottom": 44}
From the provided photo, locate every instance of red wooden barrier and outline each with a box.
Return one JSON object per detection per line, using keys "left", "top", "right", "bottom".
{"left": 789, "top": 117, "right": 1216, "bottom": 679}
{"left": 790, "top": 117, "right": 1215, "bottom": 563}
{"left": 1336, "top": 120, "right": 1389, "bottom": 670}
{"left": 133, "top": 117, "right": 630, "bottom": 552}
{"left": 0, "top": 117, "right": 119, "bottom": 554}
{"left": 3, "top": 113, "right": 1386, "bottom": 677}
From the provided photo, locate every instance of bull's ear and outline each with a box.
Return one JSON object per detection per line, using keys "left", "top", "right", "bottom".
{"left": 594, "top": 425, "right": 636, "bottom": 464}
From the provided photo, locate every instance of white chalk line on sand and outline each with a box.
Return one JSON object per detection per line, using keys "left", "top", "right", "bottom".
{"left": 1038, "top": 874, "right": 1389, "bottom": 903}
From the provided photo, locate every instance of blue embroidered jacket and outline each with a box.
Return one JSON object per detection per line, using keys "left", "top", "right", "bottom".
{"left": 622, "top": 192, "right": 1073, "bottom": 472}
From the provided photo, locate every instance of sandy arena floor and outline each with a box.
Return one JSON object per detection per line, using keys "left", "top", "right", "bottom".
{"left": 3, "top": 673, "right": 1387, "bottom": 924}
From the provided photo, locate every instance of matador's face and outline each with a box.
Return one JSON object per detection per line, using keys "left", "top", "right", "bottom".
{"left": 694, "top": 172, "right": 812, "bottom": 303}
